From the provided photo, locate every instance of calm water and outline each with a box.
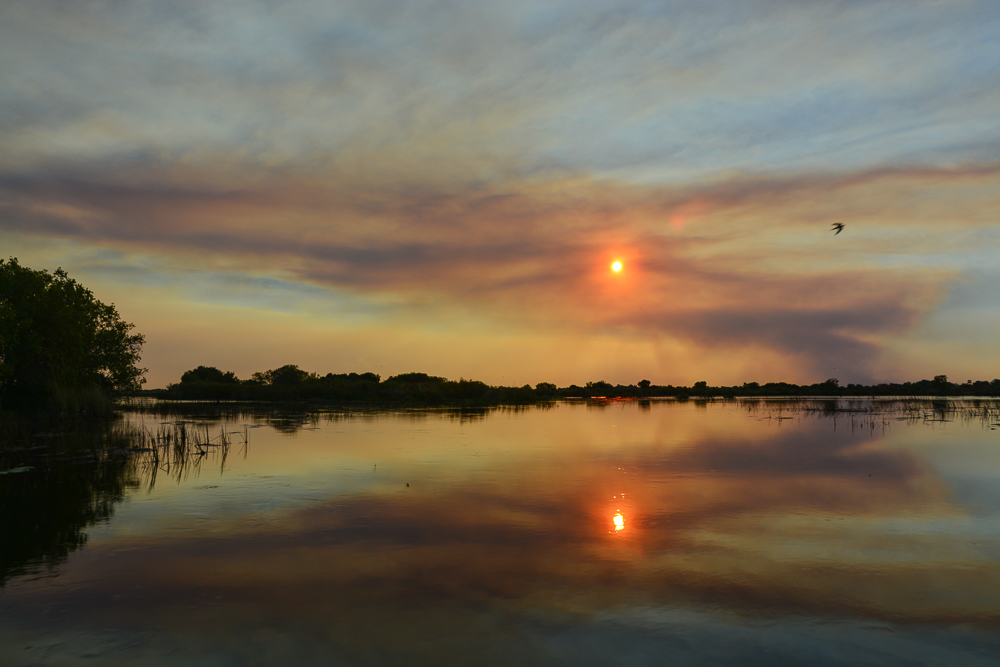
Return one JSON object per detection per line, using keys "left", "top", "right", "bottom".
{"left": 2, "top": 399, "right": 1000, "bottom": 666}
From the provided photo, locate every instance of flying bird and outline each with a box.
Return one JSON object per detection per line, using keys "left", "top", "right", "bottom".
{"left": 831, "top": 223, "right": 845, "bottom": 235}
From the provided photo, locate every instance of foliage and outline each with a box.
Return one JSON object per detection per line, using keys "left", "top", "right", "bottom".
{"left": 160, "top": 361, "right": 1000, "bottom": 406}
{"left": 385, "top": 372, "right": 446, "bottom": 384}
{"left": 0, "top": 258, "right": 145, "bottom": 412}
{"left": 180, "top": 365, "right": 239, "bottom": 384}
{"left": 250, "top": 364, "right": 316, "bottom": 386}
{"left": 535, "top": 382, "right": 558, "bottom": 396}
{"left": 324, "top": 372, "right": 380, "bottom": 383}
{"left": 585, "top": 381, "right": 613, "bottom": 394}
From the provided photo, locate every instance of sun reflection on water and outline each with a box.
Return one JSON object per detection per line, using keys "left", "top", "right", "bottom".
{"left": 613, "top": 511, "right": 625, "bottom": 532}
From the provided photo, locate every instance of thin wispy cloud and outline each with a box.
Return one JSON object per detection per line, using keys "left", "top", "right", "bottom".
{"left": 2, "top": 0, "right": 998, "bottom": 385}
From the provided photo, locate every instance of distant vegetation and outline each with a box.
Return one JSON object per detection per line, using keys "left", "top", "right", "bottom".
{"left": 3, "top": 257, "right": 994, "bottom": 414}
{"left": 161, "top": 365, "right": 537, "bottom": 405}
{"left": 157, "top": 366, "right": 1000, "bottom": 406}
{"left": 0, "top": 258, "right": 146, "bottom": 415}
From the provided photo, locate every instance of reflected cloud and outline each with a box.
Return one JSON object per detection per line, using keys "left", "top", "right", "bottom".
{"left": 4, "top": 399, "right": 1000, "bottom": 667}
{"left": 8, "top": 403, "right": 986, "bottom": 628}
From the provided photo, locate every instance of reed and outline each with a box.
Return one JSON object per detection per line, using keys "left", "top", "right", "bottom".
{"left": 117, "top": 420, "right": 241, "bottom": 491}
{"left": 738, "top": 397, "right": 1000, "bottom": 431}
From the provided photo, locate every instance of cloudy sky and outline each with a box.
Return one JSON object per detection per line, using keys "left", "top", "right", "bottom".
{"left": 2, "top": 0, "right": 999, "bottom": 388}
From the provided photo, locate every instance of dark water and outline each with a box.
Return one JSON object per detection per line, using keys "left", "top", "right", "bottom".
{"left": 2, "top": 399, "right": 1000, "bottom": 666}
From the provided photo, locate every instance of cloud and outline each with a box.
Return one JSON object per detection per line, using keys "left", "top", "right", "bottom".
{"left": 1, "top": 161, "right": 974, "bottom": 382}
{"left": 3, "top": 0, "right": 999, "bottom": 179}
{"left": 2, "top": 0, "right": 998, "bottom": 383}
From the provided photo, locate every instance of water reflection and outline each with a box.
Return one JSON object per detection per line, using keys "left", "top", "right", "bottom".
{"left": 0, "top": 420, "right": 141, "bottom": 585}
{"left": 2, "top": 399, "right": 1000, "bottom": 665}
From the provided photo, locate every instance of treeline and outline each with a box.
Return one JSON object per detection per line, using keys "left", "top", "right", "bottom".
{"left": 160, "top": 366, "right": 538, "bottom": 405}
{"left": 560, "top": 375, "right": 1000, "bottom": 399}
{"left": 157, "top": 367, "right": 1000, "bottom": 405}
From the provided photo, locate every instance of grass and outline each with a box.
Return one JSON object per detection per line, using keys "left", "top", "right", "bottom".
{"left": 128, "top": 420, "right": 248, "bottom": 491}
{"left": 0, "top": 411, "right": 249, "bottom": 496}
{"left": 6, "top": 395, "right": 998, "bottom": 496}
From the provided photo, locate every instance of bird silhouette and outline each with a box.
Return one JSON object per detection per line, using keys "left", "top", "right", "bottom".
{"left": 831, "top": 223, "right": 845, "bottom": 235}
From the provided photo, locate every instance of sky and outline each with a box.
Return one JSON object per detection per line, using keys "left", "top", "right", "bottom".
{"left": 2, "top": 0, "right": 999, "bottom": 389}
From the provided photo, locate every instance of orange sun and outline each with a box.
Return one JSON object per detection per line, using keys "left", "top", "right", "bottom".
{"left": 611, "top": 261, "right": 622, "bottom": 273}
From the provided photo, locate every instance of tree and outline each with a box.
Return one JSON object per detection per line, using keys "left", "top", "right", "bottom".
{"left": 585, "top": 380, "right": 612, "bottom": 390}
{"left": 385, "top": 372, "right": 446, "bottom": 384}
{"left": 180, "top": 365, "right": 240, "bottom": 384}
{"left": 322, "top": 372, "right": 380, "bottom": 383}
{"left": 250, "top": 364, "right": 313, "bottom": 386}
{"left": 0, "top": 258, "right": 146, "bottom": 410}
{"left": 535, "top": 382, "right": 558, "bottom": 395}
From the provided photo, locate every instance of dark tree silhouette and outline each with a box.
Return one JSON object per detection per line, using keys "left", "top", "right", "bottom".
{"left": 180, "top": 365, "right": 239, "bottom": 384}
{"left": 250, "top": 364, "right": 315, "bottom": 386}
{"left": 0, "top": 258, "right": 145, "bottom": 411}
{"left": 385, "top": 372, "right": 446, "bottom": 384}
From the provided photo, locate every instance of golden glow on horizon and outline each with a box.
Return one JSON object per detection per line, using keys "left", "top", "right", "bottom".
{"left": 3, "top": 0, "right": 999, "bottom": 391}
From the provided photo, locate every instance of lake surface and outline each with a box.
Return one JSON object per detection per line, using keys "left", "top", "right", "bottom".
{"left": 2, "top": 398, "right": 1000, "bottom": 666}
